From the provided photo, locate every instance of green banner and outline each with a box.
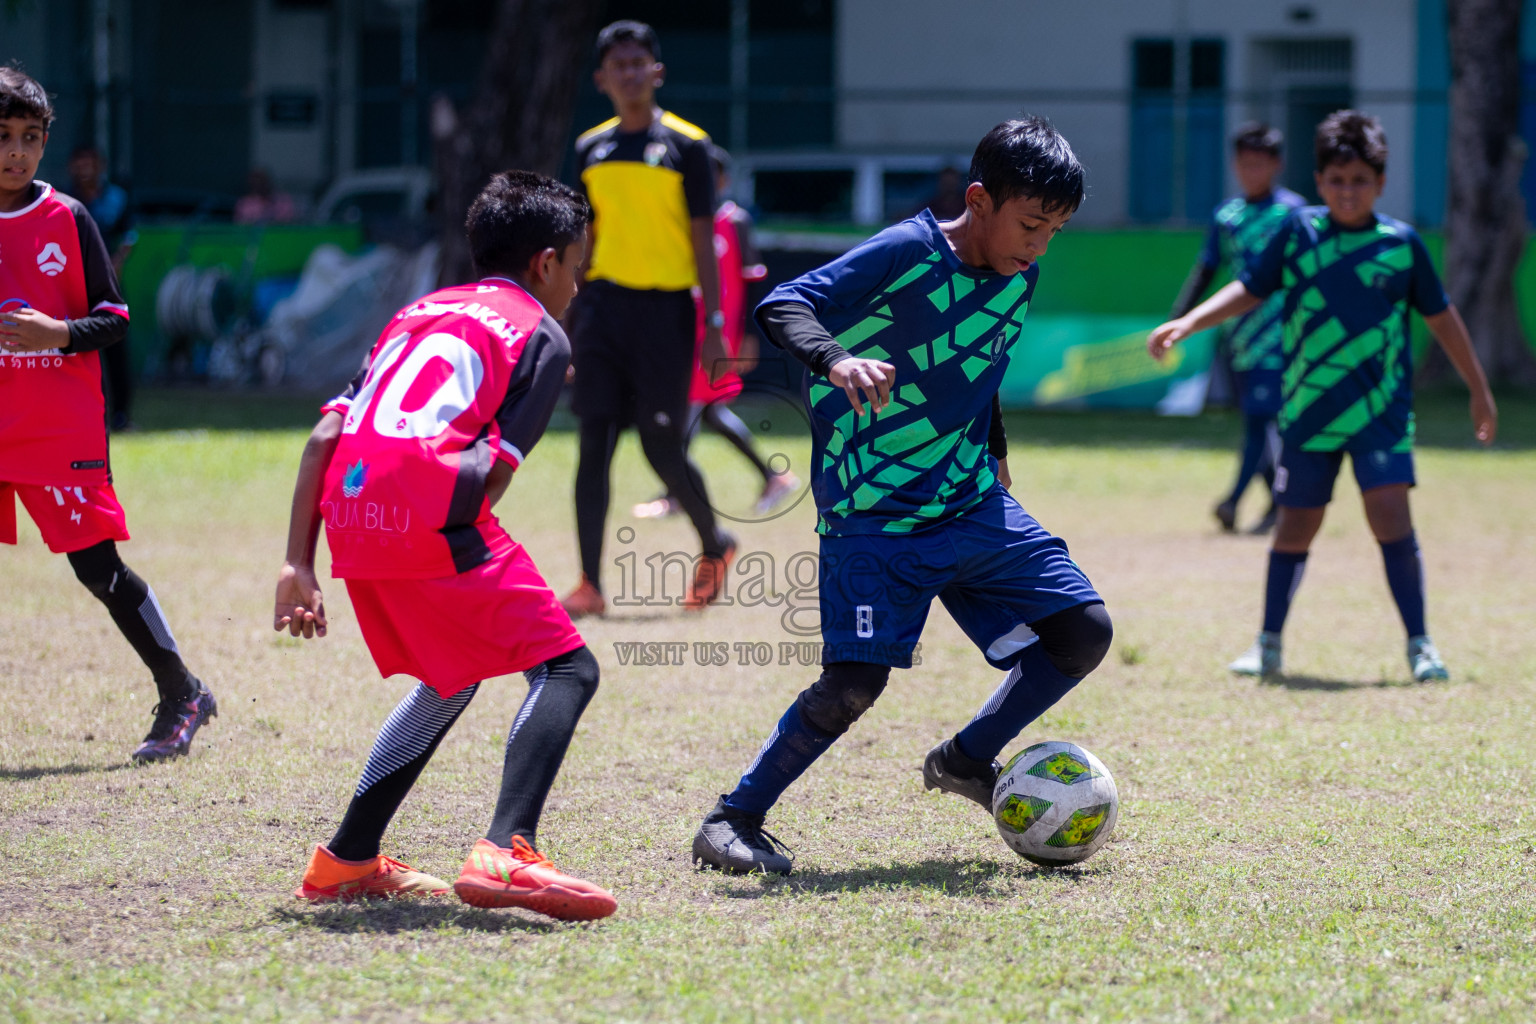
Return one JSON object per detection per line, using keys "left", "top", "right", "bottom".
{"left": 1001, "top": 315, "right": 1216, "bottom": 412}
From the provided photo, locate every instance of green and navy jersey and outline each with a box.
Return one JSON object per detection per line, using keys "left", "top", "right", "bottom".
{"left": 761, "top": 211, "right": 1034, "bottom": 536}
{"left": 1198, "top": 187, "right": 1306, "bottom": 372}
{"left": 1241, "top": 207, "right": 1449, "bottom": 453}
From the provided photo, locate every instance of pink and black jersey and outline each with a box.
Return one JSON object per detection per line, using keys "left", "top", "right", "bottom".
{"left": 320, "top": 278, "right": 570, "bottom": 580}
{"left": 0, "top": 182, "right": 130, "bottom": 487}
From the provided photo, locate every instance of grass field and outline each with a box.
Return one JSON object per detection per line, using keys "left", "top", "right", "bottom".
{"left": 3, "top": 388, "right": 1535, "bottom": 1023}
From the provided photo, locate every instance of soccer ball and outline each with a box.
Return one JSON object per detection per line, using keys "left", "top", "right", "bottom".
{"left": 992, "top": 741, "right": 1118, "bottom": 866}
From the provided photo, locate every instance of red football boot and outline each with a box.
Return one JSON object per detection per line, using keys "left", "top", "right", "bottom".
{"left": 453, "top": 836, "right": 617, "bottom": 921}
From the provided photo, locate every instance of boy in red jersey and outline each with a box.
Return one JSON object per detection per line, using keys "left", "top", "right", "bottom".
{"left": 0, "top": 68, "right": 215, "bottom": 762}
{"left": 275, "top": 171, "right": 616, "bottom": 921}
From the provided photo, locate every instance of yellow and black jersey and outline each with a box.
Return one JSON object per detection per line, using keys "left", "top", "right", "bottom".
{"left": 576, "top": 111, "right": 715, "bottom": 292}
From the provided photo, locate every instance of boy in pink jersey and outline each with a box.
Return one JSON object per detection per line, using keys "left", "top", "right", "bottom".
{"left": 0, "top": 68, "right": 215, "bottom": 762}
{"left": 274, "top": 172, "right": 616, "bottom": 921}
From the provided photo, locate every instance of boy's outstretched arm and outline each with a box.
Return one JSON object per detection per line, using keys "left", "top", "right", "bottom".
{"left": 1147, "top": 281, "right": 1261, "bottom": 361}
{"left": 758, "top": 300, "right": 895, "bottom": 415}
{"left": 274, "top": 411, "right": 342, "bottom": 638}
{"left": 1422, "top": 306, "right": 1498, "bottom": 445}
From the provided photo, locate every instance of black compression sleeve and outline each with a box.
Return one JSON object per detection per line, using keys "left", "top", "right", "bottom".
{"left": 1171, "top": 262, "right": 1218, "bottom": 319}
{"left": 65, "top": 313, "right": 128, "bottom": 353}
{"left": 756, "top": 301, "right": 851, "bottom": 377}
{"left": 988, "top": 392, "right": 1008, "bottom": 459}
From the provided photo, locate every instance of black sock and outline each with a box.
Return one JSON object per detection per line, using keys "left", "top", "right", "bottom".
{"left": 1380, "top": 532, "right": 1427, "bottom": 637}
{"left": 67, "top": 540, "right": 195, "bottom": 704}
{"left": 1262, "top": 550, "right": 1308, "bottom": 635}
{"left": 329, "top": 682, "right": 479, "bottom": 861}
{"left": 486, "top": 646, "right": 599, "bottom": 849}
{"left": 574, "top": 418, "right": 620, "bottom": 587}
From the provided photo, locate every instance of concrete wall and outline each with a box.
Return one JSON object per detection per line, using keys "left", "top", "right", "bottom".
{"left": 250, "top": 0, "right": 334, "bottom": 199}
{"left": 836, "top": 0, "right": 1419, "bottom": 224}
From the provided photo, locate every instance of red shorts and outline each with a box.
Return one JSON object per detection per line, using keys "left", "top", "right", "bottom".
{"left": 344, "top": 542, "right": 583, "bottom": 698}
{"left": 0, "top": 482, "right": 130, "bottom": 553}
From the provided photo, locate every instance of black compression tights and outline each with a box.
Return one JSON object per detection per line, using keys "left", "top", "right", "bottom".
{"left": 327, "top": 647, "right": 601, "bottom": 860}
{"left": 67, "top": 540, "right": 195, "bottom": 703}
{"left": 684, "top": 402, "right": 774, "bottom": 483}
{"left": 574, "top": 415, "right": 725, "bottom": 587}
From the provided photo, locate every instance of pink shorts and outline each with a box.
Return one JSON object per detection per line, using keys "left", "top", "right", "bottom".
{"left": 0, "top": 482, "right": 130, "bottom": 553}
{"left": 344, "top": 542, "right": 583, "bottom": 698}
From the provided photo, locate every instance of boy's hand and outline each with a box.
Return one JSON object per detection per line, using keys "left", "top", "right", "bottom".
{"left": 701, "top": 326, "right": 729, "bottom": 384}
{"left": 827, "top": 356, "right": 896, "bottom": 415}
{"left": 1471, "top": 390, "right": 1498, "bottom": 445}
{"left": 274, "top": 562, "right": 327, "bottom": 639}
{"left": 997, "top": 456, "right": 1012, "bottom": 490}
{"left": 0, "top": 308, "right": 70, "bottom": 352}
{"left": 1147, "top": 318, "right": 1192, "bottom": 361}
{"left": 737, "top": 333, "right": 759, "bottom": 375}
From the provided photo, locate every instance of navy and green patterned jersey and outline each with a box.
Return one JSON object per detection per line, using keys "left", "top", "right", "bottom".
{"left": 1197, "top": 188, "right": 1306, "bottom": 372}
{"left": 1241, "top": 207, "right": 1449, "bottom": 452}
{"left": 761, "top": 211, "right": 1033, "bottom": 536}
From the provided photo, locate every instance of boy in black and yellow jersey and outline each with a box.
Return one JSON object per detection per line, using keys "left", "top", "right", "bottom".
{"left": 562, "top": 19, "right": 736, "bottom": 619}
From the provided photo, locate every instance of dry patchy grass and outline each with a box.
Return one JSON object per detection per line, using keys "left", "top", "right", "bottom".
{"left": 1, "top": 391, "right": 1534, "bottom": 1023}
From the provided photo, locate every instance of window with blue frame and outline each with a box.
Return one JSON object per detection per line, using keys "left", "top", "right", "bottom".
{"left": 1130, "top": 37, "right": 1226, "bottom": 223}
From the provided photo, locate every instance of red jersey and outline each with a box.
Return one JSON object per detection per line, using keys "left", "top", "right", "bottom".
{"left": 320, "top": 278, "right": 570, "bottom": 580}
{"left": 691, "top": 201, "right": 767, "bottom": 404}
{"left": 0, "top": 182, "right": 130, "bottom": 487}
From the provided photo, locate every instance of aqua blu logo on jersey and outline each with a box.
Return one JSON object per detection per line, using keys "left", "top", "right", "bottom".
{"left": 342, "top": 460, "right": 368, "bottom": 498}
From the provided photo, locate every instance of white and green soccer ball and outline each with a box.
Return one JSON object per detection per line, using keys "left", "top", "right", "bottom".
{"left": 992, "top": 741, "right": 1118, "bottom": 866}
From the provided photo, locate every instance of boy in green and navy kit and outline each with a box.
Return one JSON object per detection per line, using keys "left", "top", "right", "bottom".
{"left": 1151, "top": 110, "right": 1497, "bottom": 683}
{"left": 691, "top": 119, "right": 1112, "bottom": 874}
{"left": 1172, "top": 123, "right": 1306, "bottom": 533}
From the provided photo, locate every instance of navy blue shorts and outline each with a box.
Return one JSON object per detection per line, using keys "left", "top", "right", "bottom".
{"left": 1274, "top": 446, "right": 1416, "bottom": 508}
{"left": 818, "top": 487, "right": 1102, "bottom": 669}
{"left": 1235, "top": 367, "right": 1283, "bottom": 417}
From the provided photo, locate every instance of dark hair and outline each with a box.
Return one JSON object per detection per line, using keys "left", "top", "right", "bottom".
{"left": 1233, "top": 122, "right": 1282, "bottom": 157}
{"left": 0, "top": 66, "right": 53, "bottom": 128}
{"left": 1315, "top": 110, "right": 1388, "bottom": 174}
{"left": 466, "top": 171, "right": 592, "bottom": 278}
{"left": 596, "top": 20, "right": 659, "bottom": 62}
{"left": 968, "top": 116, "right": 1084, "bottom": 215}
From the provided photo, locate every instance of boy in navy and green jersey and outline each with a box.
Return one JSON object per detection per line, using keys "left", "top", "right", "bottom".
{"left": 691, "top": 119, "right": 1113, "bottom": 875}
{"left": 1171, "top": 123, "right": 1306, "bottom": 533}
{"left": 1151, "top": 110, "right": 1497, "bottom": 684}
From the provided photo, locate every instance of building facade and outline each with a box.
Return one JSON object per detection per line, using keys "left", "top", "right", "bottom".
{"left": 2, "top": 0, "right": 1525, "bottom": 228}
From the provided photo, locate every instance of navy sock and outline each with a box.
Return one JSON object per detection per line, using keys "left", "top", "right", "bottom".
{"left": 1228, "top": 412, "right": 1272, "bottom": 506}
{"left": 723, "top": 701, "right": 837, "bottom": 816}
{"left": 1379, "top": 532, "right": 1426, "bottom": 637}
{"left": 954, "top": 642, "right": 1082, "bottom": 764}
{"left": 1262, "top": 550, "right": 1309, "bottom": 634}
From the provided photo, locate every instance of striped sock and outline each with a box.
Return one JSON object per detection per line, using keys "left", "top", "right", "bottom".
{"left": 328, "top": 682, "right": 479, "bottom": 862}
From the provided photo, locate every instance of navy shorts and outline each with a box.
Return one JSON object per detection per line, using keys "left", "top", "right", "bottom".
{"left": 1274, "top": 446, "right": 1416, "bottom": 507}
{"left": 818, "top": 487, "right": 1102, "bottom": 669}
{"left": 1235, "top": 367, "right": 1283, "bottom": 418}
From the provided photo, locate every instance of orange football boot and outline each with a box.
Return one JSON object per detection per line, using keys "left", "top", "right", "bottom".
{"left": 560, "top": 575, "right": 606, "bottom": 619}
{"left": 294, "top": 844, "right": 451, "bottom": 902}
{"left": 454, "top": 836, "right": 617, "bottom": 921}
{"left": 683, "top": 537, "right": 738, "bottom": 611}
